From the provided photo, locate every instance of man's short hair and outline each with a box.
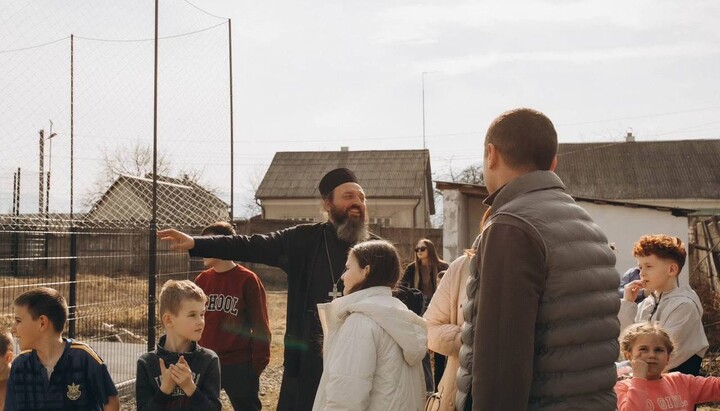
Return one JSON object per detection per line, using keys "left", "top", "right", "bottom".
{"left": 201, "top": 221, "right": 236, "bottom": 236}
{"left": 159, "top": 280, "right": 207, "bottom": 317}
{"left": 14, "top": 287, "right": 68, "bottom": 333}
{"left": 0, "top": 329, "right": 13, "bottom": 355}
{"left": 485, "top": 108, "right": 558, "bottom": 171}
{"left": 633, "top": 235, "right": 686, "bottom": 272}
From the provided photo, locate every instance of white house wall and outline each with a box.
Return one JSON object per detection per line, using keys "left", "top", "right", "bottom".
{"left": 261, "top": 198, "right": 424, "bottom": 227}
{"left": 261, "top": 199, "right": 325, "bottom": 221}
{"left": 442, "top": 190, "right": 466, "bottom": 260}
{"left": 440, "top": 188, "right": 690, "bottom": 287}
{"left": 89, "top": 183, "right": 148, "bottom": 220}
{"left": 622, "top": 198, "right": 720, "bottom": 210}
{"left": 578, "top": 201, "right": 689, "bottom": 287}
{"left": 441, "top": 191, "right": 489, "bottom": 261}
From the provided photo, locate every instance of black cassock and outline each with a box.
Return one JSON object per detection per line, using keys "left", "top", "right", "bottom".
{"left": 190, "top": 222, "right": 370, "bottom": 411}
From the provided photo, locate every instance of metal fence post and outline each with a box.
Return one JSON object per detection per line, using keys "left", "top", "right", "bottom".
{"left": 69, "top": 226, "right": 77, "bottom": 337}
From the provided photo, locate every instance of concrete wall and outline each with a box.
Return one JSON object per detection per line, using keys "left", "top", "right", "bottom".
{"left": 0, "top": 219, "right": 442, "bottom": 292}
{"left": 442, "top": 190, "right": 488, "bottom": 261}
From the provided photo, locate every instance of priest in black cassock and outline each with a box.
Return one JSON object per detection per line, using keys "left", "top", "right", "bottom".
{"left": 158, "top": 168, "right": 375, "bottom": 411}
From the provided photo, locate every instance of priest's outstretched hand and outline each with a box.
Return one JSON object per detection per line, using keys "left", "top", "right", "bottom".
{"left": 157, "top": 228, "right": 195, "bottom": 251}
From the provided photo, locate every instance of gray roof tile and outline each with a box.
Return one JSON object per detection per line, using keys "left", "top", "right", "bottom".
{"left": 256, "top": 149, "right": 432, "bottom": 199}
{"left": 556, "top": 139, "right": 720, "bottom": 199}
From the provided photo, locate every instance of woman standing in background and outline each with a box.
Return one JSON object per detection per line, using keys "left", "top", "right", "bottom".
{"left": 400, "top": 239, "right": 448, "bottom": 303}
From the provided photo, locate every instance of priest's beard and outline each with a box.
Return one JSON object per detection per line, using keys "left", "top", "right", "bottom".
{"left": 330, "top": 204, "right": 369, "bottom": 244}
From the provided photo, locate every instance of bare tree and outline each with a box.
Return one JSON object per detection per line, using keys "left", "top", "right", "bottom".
{"left": 450, "top": 163, "right": 484, "bottom": 184}
{"left": 236, "top": 165, "right": 268, "bottom": 219}
{"left": 82, "top": 141, "right": 202, "bottom": 209}
{"left": 430, "top": 161, "right": 485, "bottom": 228}
{"left": 105, "top": 141, "right": 172, "bottom": 176}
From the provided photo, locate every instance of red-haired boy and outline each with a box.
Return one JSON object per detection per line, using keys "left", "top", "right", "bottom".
{"left": 619, "top": 234, "right": 708, "bottom": 375}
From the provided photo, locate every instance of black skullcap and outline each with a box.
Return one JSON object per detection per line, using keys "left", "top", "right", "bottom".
{"left": 319, "top": 168, "right": 358, "bottom": 198}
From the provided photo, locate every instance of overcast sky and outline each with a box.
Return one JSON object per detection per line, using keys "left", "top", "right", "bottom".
{"left": 1, "top": 0, "right": 719, "bottom": 216}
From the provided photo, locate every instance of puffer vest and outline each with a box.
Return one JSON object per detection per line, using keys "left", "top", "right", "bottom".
{"left": 455, "top": 171, "right": 620, "bottom": 410}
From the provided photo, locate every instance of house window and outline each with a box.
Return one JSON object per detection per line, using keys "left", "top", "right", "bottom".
{"left": 370, "top": 217, "right": 391, "bottom": 226}
{"left": 289, "top": 217, "right": 315, "bottom": 222}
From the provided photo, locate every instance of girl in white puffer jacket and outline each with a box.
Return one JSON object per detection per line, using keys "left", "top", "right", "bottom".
{"left": 312, "top": 240, "right": 428, "bottom": 411}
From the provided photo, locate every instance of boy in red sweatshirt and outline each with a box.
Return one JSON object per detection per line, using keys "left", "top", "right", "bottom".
{"left": 195, "top": 222, "right": 271, "bottom": 411}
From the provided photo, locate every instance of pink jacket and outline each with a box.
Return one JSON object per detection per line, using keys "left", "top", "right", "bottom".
{"left": 616, "top": 373, "right": 720, "bottom": 410}
{"left": 423, "top": 255, "right": 471, "bottom": 411}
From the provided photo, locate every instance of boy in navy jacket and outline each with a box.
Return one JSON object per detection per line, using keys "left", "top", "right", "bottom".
{"left": 136, "top": 280, "right": 221, "bottom": 411}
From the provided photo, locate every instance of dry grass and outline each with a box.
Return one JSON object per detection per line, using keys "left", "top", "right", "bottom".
{"left": 1, "top": 274, "right": 148, "bottom": 338}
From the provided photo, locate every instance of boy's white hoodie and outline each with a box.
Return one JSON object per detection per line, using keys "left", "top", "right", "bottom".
{"left": 312, "top": 286, "right": 427, "bottom": 411}
{"left": 618, "top": 285, "right": 709, "bottom": 369}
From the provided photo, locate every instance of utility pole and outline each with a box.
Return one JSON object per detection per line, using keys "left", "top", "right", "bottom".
{"left": 45, "top": 120, "right": 57, "bottom": 219}
{"left": 421, "top": 71, "right": 441, "bottom": 150}
{"left": 422, "top": 73, "right": 426, "bottom": 149}
{"left": 228, "top": 19, "right": 235, "bottom": 221}
{"left": 39, "top": 130, "right": 45, "bottom": 214}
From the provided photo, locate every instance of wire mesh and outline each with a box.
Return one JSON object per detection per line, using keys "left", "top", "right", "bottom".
{"left": 1, "top": 0, "right": 232, "bottom": 391}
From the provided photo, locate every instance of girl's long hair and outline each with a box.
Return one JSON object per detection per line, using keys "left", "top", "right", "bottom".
{"left": 411, "top": 238, "right": 447, "bottom": 291}
{"left": 346, "top": 240, "right": 402, "bottom": 294}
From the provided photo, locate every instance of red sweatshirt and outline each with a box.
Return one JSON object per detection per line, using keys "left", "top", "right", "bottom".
{"left": 616, "top": 373, "right": 720, "bottom": 410}
{"left": 195, "top": 264, "right": 271, "bottom": 374}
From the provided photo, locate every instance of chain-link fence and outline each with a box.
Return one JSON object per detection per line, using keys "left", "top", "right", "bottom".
{"left": 1, "top": 0, "right": 235, "bottom": 392}
{"left": 0, "top": 218, "right": 208, "bottom": 394}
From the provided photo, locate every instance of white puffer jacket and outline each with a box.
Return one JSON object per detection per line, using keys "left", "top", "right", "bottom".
{"left": 312, "top": 286, "right": 427, "bottom": 411}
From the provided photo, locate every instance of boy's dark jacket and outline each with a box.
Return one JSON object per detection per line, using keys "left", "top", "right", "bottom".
{"left": 136, "top": 335, "right": 221, "bottom": 411}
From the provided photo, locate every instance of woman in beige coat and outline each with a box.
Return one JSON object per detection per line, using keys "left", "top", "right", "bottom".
{"left": 423, "top": 251, "right": 473, "bottom": 411}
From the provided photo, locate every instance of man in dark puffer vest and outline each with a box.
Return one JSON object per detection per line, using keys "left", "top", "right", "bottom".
{"left": 455, "top": 108, "right": 620, "bottom": 410}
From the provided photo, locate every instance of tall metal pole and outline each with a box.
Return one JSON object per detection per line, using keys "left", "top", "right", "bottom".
{"left": 148, "top": 0, "right": 159, "bottom": 351}
{"left": 70, "top": 35, "right": 75, "bottom": 220}
{"left": 45, "top": 121, "right": 56, "bottom": 219}
{"left": 228, "top": 19, "right": 235, "bottom": 221}
{"left": 421, "top": 71, "right": 441, "bottom": 150}
{"left": 39, "top": 130, "right": 45, "bottom": 213}
{"left": 421, "top": 73, "right": 426, "bottom": 150}
{"left": 13, "top": 171, "right": 18, "bottom": 216}
{"left": 69, "top": 34, "right": 77, "bottom": 338}
{"left": 12, "top": 168, "right": 21, "bottom": 277}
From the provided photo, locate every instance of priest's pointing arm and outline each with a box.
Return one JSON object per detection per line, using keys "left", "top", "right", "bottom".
{"left": 158, "top": 229, "right": 195, "bottom": 251}
{"left": 157, "top": 226, "right": 297, "bottom": 269}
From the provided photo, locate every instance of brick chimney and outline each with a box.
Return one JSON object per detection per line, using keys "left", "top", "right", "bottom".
{"left": 625, "top": 128, "right": 635, "bottom": 143}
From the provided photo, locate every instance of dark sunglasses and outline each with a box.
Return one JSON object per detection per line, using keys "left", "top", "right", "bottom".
{"left": 414, "top": 246, "right": 427, "bottom": 252}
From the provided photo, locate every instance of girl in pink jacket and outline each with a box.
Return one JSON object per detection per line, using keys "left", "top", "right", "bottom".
{"left": 615, "top": 322, "right": 720, "bottom": 410}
